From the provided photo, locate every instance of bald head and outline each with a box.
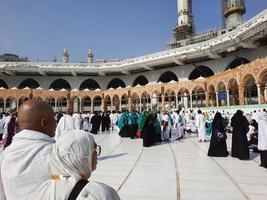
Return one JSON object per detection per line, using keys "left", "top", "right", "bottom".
{"left": 18, "top": 100, "right": 56, "bottom": 137}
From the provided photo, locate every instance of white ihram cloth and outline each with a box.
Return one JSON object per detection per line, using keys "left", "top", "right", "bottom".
{"left": 2, "top": 115, "right": 11, "bottom": 139}
{"left": 35, "top": 130, "right": 120, "bottom": 200}
{"left": 72, "top": 113, "right": 81, "bottom": 130}
{"left": 258, "top": 113, "right": 267, "bottom": 151}
{"left": 0, "top": 129, "right": 55, "bottom": 200}
{"left": 161, "top": 114, "right": 170, "bottom": 140}
{"left": 55, "top": 114, "right": 75, "bottom": 141}
{"left": 195, "top": 114, "right": 206, "bottom": 141}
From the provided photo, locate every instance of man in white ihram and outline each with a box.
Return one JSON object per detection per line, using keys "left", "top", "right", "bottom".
{"left": 72, "top": 112, "right": 81, "bottom": 130}
{"left": 195, "top": 109, "right": 206, "bottom": 142}
{"left": 55, "top": 109, "right": 75, "bottom": 141}
{"left": 0, "top": 100, "right": 56, "bottom": 200}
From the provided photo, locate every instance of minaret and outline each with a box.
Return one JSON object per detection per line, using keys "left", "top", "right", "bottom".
{"left": 87, "top": 49, "right": 94, "bottom": 63}
{"left": 170, "top": 0, "right": 195, "bottom": 48}
{"left": 63, "top": 48, "right": 69, "bottom": 63}
{"left": 223, "top": 0, "right": 246, "bottom": 28}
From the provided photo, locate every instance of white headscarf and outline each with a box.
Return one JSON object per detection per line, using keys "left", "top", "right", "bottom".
{"left": 50, "top": 130, "right": 95, "bottom": 181}
{"left": 258, "top": 112, "right": 267, "bottom": 151}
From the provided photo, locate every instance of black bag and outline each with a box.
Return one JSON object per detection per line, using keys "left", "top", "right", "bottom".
{"left": 215, "top": 129, "right": 225, "bottom": 142}
{"left": 68, "top": 179, "right": 89, "bottom": 200}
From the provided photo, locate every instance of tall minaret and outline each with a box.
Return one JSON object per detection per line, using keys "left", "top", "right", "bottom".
{"left": 63, "top": 48, "right": 69, "bottom": 63}
{"left": 87, "top": 49, "right": 94, "bottom": 63}
{"left": 170, "top": 0, "right": 195, "bottom": 48}
{"left": 223, "top": 0, "right": 246, "bottom": 28}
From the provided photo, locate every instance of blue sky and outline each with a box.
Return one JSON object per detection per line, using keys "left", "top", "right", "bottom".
{"left": 0, "top": 0, "right": 266, "bottom": 62}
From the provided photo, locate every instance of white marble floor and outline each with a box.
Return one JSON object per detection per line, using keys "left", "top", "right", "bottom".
{"left": 1, "top": 132, "right": 266, "bottom": 200}
{"left": 91, "top": 132, "right": 267, "bottom": 200}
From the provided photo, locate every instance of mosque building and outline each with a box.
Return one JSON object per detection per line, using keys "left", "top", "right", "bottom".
{"left": 0, "top": 0, "right": 267, "bottom": 113}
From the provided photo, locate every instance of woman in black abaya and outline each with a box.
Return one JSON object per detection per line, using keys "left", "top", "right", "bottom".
{"left": 142, "top": 111, "right": 156, "bottom": 147}
{"left": 208, "top": 112, "right": 229, "bottom": 157}
{"left": 231, "top": 110, "right": 250, "bottom": 160}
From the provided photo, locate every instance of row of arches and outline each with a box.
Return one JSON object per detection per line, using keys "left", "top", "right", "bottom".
{"left": 0, "top": 57, "right": 250, "bottom": 90}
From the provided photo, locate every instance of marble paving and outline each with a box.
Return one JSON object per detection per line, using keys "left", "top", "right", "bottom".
{"left": 1, "top": 132, "right": 267, "bottom": 200}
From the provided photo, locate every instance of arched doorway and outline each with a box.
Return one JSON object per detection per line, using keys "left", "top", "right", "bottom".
{"left": 192, "top": 87, "right": 206, "bottom": 107}
{"left": 243, "top": 74, "right": 257, "bottom": 105}
{"left": 141, "top": 92, "right": 150, "bottom": 111}
{"left": 208, "top": 85, "right": 216, "bottom": 107}
{"left": 6, "top": 97, "right": 17, "bottom": 112}
{"left": 18, "top": 96, "right": 29, "bottom": 107}
{"left": 112, "top": 95, "right": 120, "bottom": 112}
{"left": 0, "top": 98, "right": 4, "bottom": 112}
{"left": 71, "top": 96, "right": 81, "bottom": 113}
{"left": 151, "top": 90, "right": 162, "bottom": 110}
{"left": 104, "top": 95, "right": 111, "bottom": 112}
{"left": 81, "top": 96, "right": 91, "bottom": 112}
{"left": 131, "top": 93, "right": 140, "bottom": 111}
{"left": 177, "top": 88, "right": 190, "bottom": 109}
{"left": 165, "top": 89, "right": 176, "bottom": 111}
{"left": 217, "top": 82, "right": 227, "bottom": 106}
{"left": 93, "top": 96, "right": 102, "bottom": 111}
{"left": 57, "top": 97, "right": 68, "bottom": 112}
{"left": 121, "top": 94, "right": 128, "bottom": 111}
{"left": 46, "top": 97, "right": 56, "bottom": 111}
{"left": 227, "top": 79, "right": 239, "bottom": 105}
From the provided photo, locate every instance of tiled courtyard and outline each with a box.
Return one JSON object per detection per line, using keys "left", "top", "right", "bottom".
{"left": 1, "top": 132, "right": 266, "bottom": 200}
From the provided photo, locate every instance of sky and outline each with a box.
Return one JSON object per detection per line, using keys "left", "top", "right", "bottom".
{"left": 0, "top": 0, "right": 266, "bottom": 62}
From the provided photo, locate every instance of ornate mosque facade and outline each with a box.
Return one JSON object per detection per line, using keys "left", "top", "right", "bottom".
{"left": 0, "top": 0, "right": 267, "bottom": 113}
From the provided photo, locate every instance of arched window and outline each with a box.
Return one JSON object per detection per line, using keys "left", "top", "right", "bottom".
{"left": 0, "top": 79, "right": 8, "bottom": 89}
{"left": 132, "top": 75, "right": 149, "bottom": 86}
{"left": 18, "top": 78, "right": 40, "bottom": 89}
{"left": 188, "top": 66, "right": 214, "bottom": 80}
{"left": 158, "top": 71, "right": 178, "bottom": 83}
{"left": 79, "top": 79, "right": 100, "bottom": 90}
{"left": 226, "top": 57, "right": 250, "bottom": 70}
{"left": 107, "top": 78, "right": 126, "bottom": 89}
{"left": 49, "top": 79, "right": 71, "bottom": 90}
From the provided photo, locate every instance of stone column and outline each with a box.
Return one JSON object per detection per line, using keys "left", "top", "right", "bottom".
{"left": 119, "top": 98, "right": 122, "bottom": 111}
{"left": 91, "top": 101, "right": 93, "bottom": 112}
{"left": 150, "top": 96, "right": 153, "bottom": 110}
{"left": 54, "top": 99, "right": 57, "bottom": 112}
{"left": 205, "top": 92, "right": 209, "bottom": 107}
{"left": 128, "top": 97, "right": 132, "bottom": 112}
{"left": 101, "top": 99, "right": 105, "bottom": 112}
{"left": 216, "top": 92, "right": 219, "bottom": 107}
{"left": 190, "top": 94, "right": 193, "bottom": 109}
{"left": 3, "top": 99, "right": 6, "bottom": 112}
{"left": 139, "top": 97, "right": 142, "bottom": 112}
{"left": 161, "top": 94, "right": 165, "bottom": 111}
{"left": 175, "top": 95, "right": 179, "bottom": 109}
{"left": 238, "top": 85, "right": 245, "bottom": 105}
{"left": 257, "top": 84, "right": 261, "bottom": 105}
{"left": 79, "top": 99, "right": 82, "bottom": 113}
{"left": 16, "top": 100, "right": 19, "bottom": 111}
{"left": 226, "top": 90, "right": 230, "bottom": 106}
{"left": 110, "top": 98, "right": 113, "bottom": 112}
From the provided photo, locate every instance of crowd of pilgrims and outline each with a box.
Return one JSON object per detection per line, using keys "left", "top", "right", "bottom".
{"left": 1, "top": 108, "right": 267, "bottom": 167}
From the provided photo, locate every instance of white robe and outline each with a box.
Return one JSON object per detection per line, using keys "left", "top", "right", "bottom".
{"left": 2, "top": 115, "right": 11, "bottom": 139}
{"left": 258, "top": 118, "right": 267, "bottom": 151}
{"left": 161, "top": 114, "right": 170, "bottom": 140}
{"left": 195, "top": 114, "right": 206, "bottom": 141}
{"left": 55, "top": 114, "right": 75, "bottom": 141}
{"left": 0, "top": 129, "right": 55, "bottom": 200}
{"left": 72, "top": 113, "right": 81, "bottom": 130}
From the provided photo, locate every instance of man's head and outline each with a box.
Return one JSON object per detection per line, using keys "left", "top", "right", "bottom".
{"left": 18, "top": 100, "right": 56, "bottom": 137}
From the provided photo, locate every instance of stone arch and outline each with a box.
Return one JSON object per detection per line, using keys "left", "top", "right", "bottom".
{"left": 258, "top": 69, "right": 267, "bottom": 103}
{"left": 33, "top": 96, "right": 43, "bottom": 101}
{"left": 46, "top": 97, "right": 56, "bottom": 109}
{"left": 71, "top": 96, "right": 81, "bottom": 113}
{"left": 243, "top": 73, "right": 257, "bottom": 105}
{"left": 165, "top": 89, "right": 176, "bottom": 110}
{"left": 112, "top": 94, "right": 120, "bottom": 112}
{"left": 131, "top": 93, "right": 140, "bottom": 111}
{"left": 216, "top": 82, "right": 227, "bottom": 106}
{"left": 0, "top": 79, "right": 8, "bottom": 89}
{"left": 188, "top": 66, "right": 214, "bottom": 80}
{"left": 93, "top": 96, "right": 102, "bottom": 111}
{"left": 141, "top": 91, "right": 151, "bottom": 111}
{"left": 226, "top": 57, "right": 250, "bottom": 70}
{"left": 107, "top": 78, "right": 126, "bottom": 89}
{"left": 227, "top": 78, "right": 239, "bottom": 105}
{"left": 79, "top": 79, "right": 100, "bottom": 90}
{"left": 0, "top": 97, "right": 4, "bottom": 112}
{"left": 192, "top": 86, "right": 206, "bottom": 108}
{"left": 151, "top": 90, "right": 162, "bottom": 110}
{"left": 81, "top": 96, "right": 92, "bottom": 112}
{"left": 132, "top": 75, "right": 149, "bottom": 87}
{"left": 57, "top": 96, "right": 68, "bottom": 112}
{"left": 177, "top": 88, "right": 190, "bottom": 109}
{"left": 50, "top": 79, "right": 71, "bottom": 90}
{"left": 158, "top": 71, "right": 178, "bottom": 83}
{"left": 18, "top": 96, "right": 29, "bottom": 107}
{"left": 104, "top": 95, "right": 111, "bottom": 112}
{"left": 5, "top": 96, "right": 17, "bottom": 112}
{"left": 121, "top": 93, "right": 128, "bottom": 111}
{"left": 207, "top": 84, "right": 216, "bottom": 106}
{"left": 18, "top": 78, "right": 40, "bottom": 89}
